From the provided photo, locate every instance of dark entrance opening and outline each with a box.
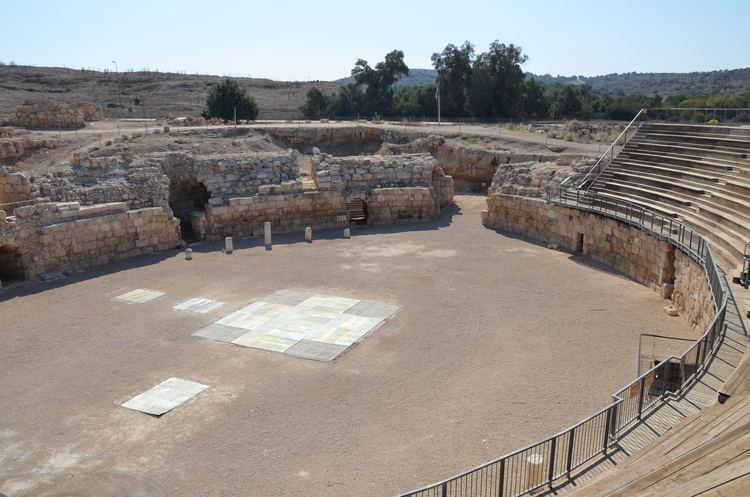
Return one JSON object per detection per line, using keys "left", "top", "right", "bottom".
{"left": 169, "top": 176, "right": 210, "bottom": 241}
{"left": 0, "top": 245, "right": 25, "bottom": 283}
{"left": 650, "top": 358, "right": 698, "bottom": 396}
{"left": 576, "top": 233, "right": 585, "bottom": 253}
{"left": 347, "top": 198, "right": 368, "bottom": 225}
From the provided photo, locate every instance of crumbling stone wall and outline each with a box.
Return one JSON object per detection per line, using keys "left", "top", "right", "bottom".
{"left": 483, "top": 194, "right": 715, "bottom": 326}
{"left": 316, "top": 153, "right": 436, "bottom": 191}
{"left": 34, "top": 156, "right": 168, "bottom": 209}
{"left": 4, "top": 101, "right": 103, "bottom": 130}
{"left": 0, "top": 138, "right": 55, "bottom": 164}
{"left": 0, "top": 169, "right": 38, "bottom": 206}
{"left": 159, "top": 151, "right": 300, "bottom": 206}
{"left": 265, "top": 126, "right": 386, "bottom": 155}
{"left": 0, "top": 201, "right": 179, "bottom": 280}
{"left": 436, "top": 143, "right": 592, "bottom": 195}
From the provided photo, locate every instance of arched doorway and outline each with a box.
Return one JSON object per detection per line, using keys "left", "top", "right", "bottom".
{"left": 168, "top": 176, "right": 210, "bottom": 241}
{"left": 346, "top": 198, "right": 368, "bottom": 225}
{"left": 0, "top": 245, "right": 25, "bottom": 284}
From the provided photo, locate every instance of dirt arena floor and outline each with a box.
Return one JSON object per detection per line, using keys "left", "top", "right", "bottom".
{"left": 0, "top": 195, "right": 694, "bottom": 497}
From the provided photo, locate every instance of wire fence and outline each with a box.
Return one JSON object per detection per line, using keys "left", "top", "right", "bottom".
{"left": 396, "top": 189, "right": 728, "bottom": 497}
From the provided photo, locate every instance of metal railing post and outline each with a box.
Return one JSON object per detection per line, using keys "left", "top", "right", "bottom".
{"left": 441, "top": 481, "right": 447, "bottom": 497}
{"left": 497, "top": 458, "right": 505, "bottom": 497}
{"left": 566, "top": 428, "right": 575, "bottom": 476}
{"left": 637, "top": 376, "right": 646, "bottom": 420}
{"left": 548, "top": 438, "right": 557, "bottom": 488}
{"left": 603, "top": 406, "right": 613, "bottom": 454}
{"left": 680, "top": 355, "right": 686, "bottom": 391}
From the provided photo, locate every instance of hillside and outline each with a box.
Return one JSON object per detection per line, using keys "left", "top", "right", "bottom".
{"left": 530, "top": 68, "right": 750, "bottom": 96}
{"left": 1, "top": 65, "right": 748, "bottom": 122}
{"left": 340, "top": 67, "right": 750, "bottom": 97}
{"left": 0, "top": 65, "right": 339, "bottom": 119}
{"left": 335, "top": 68, "right": 437, "bottom": 88}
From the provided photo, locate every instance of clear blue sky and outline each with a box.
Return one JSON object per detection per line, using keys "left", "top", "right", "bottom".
{"left": 1, "top": 0, "right": 748, "bottom": 81}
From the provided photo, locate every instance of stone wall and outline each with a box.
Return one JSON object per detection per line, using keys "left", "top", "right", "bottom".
{"left": 435, "top": 143, "right": 593, "bottom": 195}
{"left": 0, "top": 138, "right": 56, "bottom": 165}
{"left": 35, "top": 156, "right": 168, "bottom": 209}
{"left": 200, "top": 191, "right": 345, "bottom": 239}
{"left": 672, "top": 250, "right": 716, "bottom": 331}
{"left": 483, "top": 194, "right": 715, "bottom": 327}
{"left": 4, "top": 101, "right": 103, "bottom": 130}
{"left": 159, "top": 152, "right": 300, "bottom": 206}
{"left": 0, "top": 201, "right": 179, "bottom": 280}
{"left": 0, "top": 169, "right": 38, "bottom": 206}
{"left": 196, "top": 186, "right": 439, "bottom": 241}
{"left": 316, "top": 153, "right": 436, "bottom": 191}
{"left": 265, "top": 126, "right": 386, "bottom": 155}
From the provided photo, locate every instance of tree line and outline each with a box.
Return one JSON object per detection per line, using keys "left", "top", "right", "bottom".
{"left": 299, "top": 42, "right": 750, "bottom": 121}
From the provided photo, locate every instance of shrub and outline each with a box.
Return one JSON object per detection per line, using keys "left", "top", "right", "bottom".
{"left": 707, "top": 118, "right": 720, "bottom": 125}
{"left": 202, "top": 78, "right": 259, "bottom": 121}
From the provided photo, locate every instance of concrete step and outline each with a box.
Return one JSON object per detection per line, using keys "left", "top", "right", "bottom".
{"left": 627, "top": 139, "right": 750, "bottom": 163}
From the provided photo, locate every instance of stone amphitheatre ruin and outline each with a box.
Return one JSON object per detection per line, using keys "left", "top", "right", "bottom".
{"left": 1, "top": 101, "right": 749, "bottom": 497}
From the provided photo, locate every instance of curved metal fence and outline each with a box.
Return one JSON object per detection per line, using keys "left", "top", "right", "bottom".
{"left": 395, "top": 189, "right": 728, "bottom": 497}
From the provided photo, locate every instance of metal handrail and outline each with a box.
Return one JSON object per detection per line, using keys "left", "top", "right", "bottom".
{"left": 577, "top": 108, "right": 646, "bottom": 192}
{"left": 650, "top": 107, "right": 750, "bottom": 123}
{"left": 395, "top": 189, "right": 728, "bottom": 497}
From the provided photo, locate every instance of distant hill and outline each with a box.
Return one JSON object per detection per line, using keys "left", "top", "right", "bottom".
{"left": 526, "top": 68, "right": 750, "bottom": 96}
{"left": 335, "top": 68, "right": 437, "bottom": 88}
{"left": 0, "top": 65, "right": 339, "bottom": 119}
{"left": 2, "top": 64, "right": 747, "bottom": 122}
{"left": 339, "top": 67, "right": 750, "bottom": 97}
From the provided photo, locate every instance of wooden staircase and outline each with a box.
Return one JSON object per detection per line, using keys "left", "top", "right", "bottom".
{"left": 346, "top": 198, "right": 367, "bottom": 223}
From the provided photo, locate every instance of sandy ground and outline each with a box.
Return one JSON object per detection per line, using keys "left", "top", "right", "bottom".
{"left": 0, "top": 195, "right": 693, "bottom": 497}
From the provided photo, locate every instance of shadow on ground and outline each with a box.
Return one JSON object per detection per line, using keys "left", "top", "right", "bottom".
{"left": 0, "top": 203, "right": 462, "bottom": 301}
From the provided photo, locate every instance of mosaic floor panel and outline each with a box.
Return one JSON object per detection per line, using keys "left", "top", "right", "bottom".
{"left": 193, "top": 290, "right": 398, "bottom": 361}
{"left": 121, "top": 377, "right": 209, "bottom": 416}
{"left": 114, "top": 289, "right": 165, "bottom": 304}
{"left": 173, "top": 298, "right": 224, "bottom": 314}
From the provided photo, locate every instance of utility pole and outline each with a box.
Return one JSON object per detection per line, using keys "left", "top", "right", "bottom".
{"left": 112, "top": 60, "right": 122, "bottom": 110}
{"left": 436, "top": 84, "right": 441, "bottom": 125}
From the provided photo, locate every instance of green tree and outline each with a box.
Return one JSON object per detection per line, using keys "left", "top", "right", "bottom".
{"left": 202, "top": 78, "right": 259, "bottom": 120}
{"left": 350, "top": 50, "right": 409, "bottom": 116}
{"left": 393, "top": 85, "right": 437, "bottom": 117}
{"left": 467, "top": 42, "right": 528, "bottom": 117}
{"left": 431, "top": 42, "right": 475, "bottom": 117}
{"left": 521, "top": 78, "right": 548, "bottom": 117}
{"left": 300, "top": 88, "right": 332, "bottom": 119}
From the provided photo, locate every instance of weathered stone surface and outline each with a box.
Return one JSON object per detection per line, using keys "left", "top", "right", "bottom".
{"left": 1, "top": 141, "right": 454, "bottom": 281}
{"left": 3, "top": 101, "right": 103, "bottom": 130}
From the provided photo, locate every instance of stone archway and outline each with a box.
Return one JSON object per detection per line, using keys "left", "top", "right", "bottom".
{"left": 0, "top": 245, "right": 25, "bottom": 284}
{"left": 168, "top": 176, "right": 210, "bottom": 240}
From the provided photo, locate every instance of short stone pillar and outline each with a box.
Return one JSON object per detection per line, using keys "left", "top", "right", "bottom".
{"left": 343, "top": 227, "right": 351, "bottom": 239}
{"left": 264, "top": 222, "right": 272, "bottom": 247}
{"left": 225, "top": 236, "right": 234, "bottom": 254}
{"left": 185, "top": 248, "right": 193, "bottom": 260}
{"left": 305, "top": 226, "right": 312, "bottom": 242}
